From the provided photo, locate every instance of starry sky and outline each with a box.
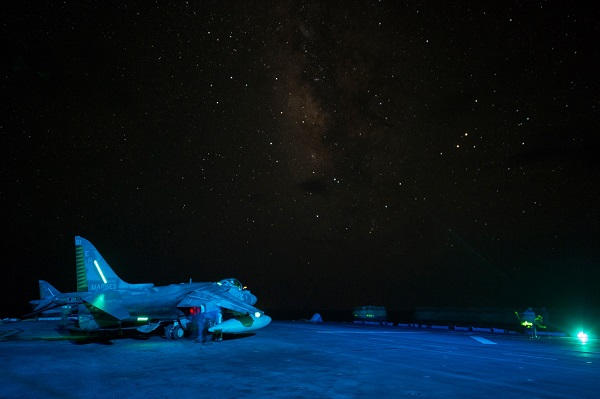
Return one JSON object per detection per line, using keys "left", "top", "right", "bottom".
{"left": 2, "top": 1, "right": 599, "bottom": 316}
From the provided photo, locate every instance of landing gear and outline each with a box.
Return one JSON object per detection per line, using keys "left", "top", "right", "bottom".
{"left": 213, "top": 330, "right": 223, "bottom": 342}
{"left": 172, "top": 325, "right": 184, "bottom": 339}
{"left": 164, "top": 323, "right": 185, "bottom": 340}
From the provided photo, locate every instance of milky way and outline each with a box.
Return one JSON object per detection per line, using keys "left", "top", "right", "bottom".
{"left": 3, "top": 1, "right": 599, "bottom": 314}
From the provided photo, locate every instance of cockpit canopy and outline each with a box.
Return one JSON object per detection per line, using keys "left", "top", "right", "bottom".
{"left": 218, "top": 278, "right": 244, "bottom": 290}
{"left": 218, "top": 278, "right": 256, "bottom": 305}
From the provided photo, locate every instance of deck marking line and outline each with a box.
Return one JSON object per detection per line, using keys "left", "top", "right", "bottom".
{"left": 316, "top": 331, "right": 417, "bottom": 334}
{"left": 471, "top": 336, "right": 497, "bottom": 345}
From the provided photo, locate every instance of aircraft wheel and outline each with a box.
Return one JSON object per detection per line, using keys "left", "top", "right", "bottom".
{"left": 172, "top": 326, "right": 184, "bottom": 339}
{"left": 164, "top": 325, "right": 174, "bottom": 339}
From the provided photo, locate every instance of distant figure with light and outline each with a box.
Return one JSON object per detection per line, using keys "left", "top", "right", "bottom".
{"left": 515, "top": 307, "right": 546, "bottom": 338}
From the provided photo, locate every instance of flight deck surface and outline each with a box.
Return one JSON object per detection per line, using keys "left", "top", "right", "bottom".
{"left": 1, "top": 320, "right": 597, "bottom": 398}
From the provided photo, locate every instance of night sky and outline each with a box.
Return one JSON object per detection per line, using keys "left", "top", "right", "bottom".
{"left": 3, "top": 1, "right": 599, "bottom": 317}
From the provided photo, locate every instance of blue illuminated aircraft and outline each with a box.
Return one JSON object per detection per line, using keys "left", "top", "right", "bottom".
{"left": 29, "top": 236, "right": 271, "bottom": 338}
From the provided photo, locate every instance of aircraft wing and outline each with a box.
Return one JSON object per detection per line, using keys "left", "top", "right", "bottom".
{"left": 177, "top": 284, "right": 260, "bottom": 315}
{"left": 23, "top": 301, "right": 63, "bottom": 318}
{"left": 81, "top": 292, "right": 130, "bottom": 320}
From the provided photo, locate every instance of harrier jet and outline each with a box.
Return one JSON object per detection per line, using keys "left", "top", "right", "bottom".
{"left": 29, "top": 236, "right": 271, "bottom": 338}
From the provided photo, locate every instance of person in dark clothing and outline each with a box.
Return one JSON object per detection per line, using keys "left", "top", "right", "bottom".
{"left": 190, "top": 308, "right": 209, "bottom": 343}
{"left": 196, "top": 311, "right": 208, "bottom": 343}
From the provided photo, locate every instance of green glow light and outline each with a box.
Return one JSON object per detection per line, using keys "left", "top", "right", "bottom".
{"left": 137, "top": 316, "right": 149, "bottom": 322}
{"left": 521, "top": 321, "right": 533, "bottom": 327}
{"left": 93, "top": 260, "right": 108, "bottom": 284}
{"left": 92, "top": 293, "right": 105, "bottom": 308}
{"left": 577, "top": 331, "right": 589, "bottom": 344}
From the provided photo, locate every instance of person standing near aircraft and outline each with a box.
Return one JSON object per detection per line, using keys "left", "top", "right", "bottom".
{"left": 204, "top": 303, "right": 222, "bottom": 342}
{"left": 194, "top": 309, "right": 208, "bottom": 343}
{"left": 192, "top": 304, "right": 222, "bottom": 343}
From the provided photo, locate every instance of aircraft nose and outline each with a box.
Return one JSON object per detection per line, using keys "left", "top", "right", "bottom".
{"left": 252, "top": 313, "right": 271, "bottom": 330}
{"left": 208, "top": 313, "right": 272, "bottom": 334}
{"left": 260, "top": 315, "right": 272, "bottom": 328}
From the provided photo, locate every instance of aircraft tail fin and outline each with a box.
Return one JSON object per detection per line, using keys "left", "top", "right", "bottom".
{"left": 39, "top": 280, "right": 60, "bottom": 299}
{"left": 28, "top": 280, "right": 61, "bottom": 313}
{"left": 74, "top": 236, "right": 131, "bottom": 291}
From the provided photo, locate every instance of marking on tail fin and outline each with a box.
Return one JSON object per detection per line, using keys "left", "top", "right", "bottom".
{"left": 47, "top": 287, "right": 55, "bottom": 297}
{"left": 75, "top": 244, "right": 87, "bottom": 292}
{"left": 93, "top": 260, "right": 108, "bottom": 284}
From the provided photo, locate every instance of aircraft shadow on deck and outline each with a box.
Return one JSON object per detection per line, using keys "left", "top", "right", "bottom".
{"left": 222, "top": 332, "right": 255, "bottom": 341}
